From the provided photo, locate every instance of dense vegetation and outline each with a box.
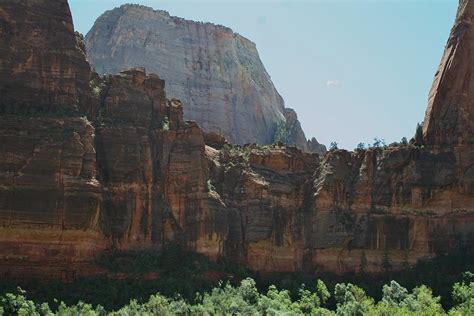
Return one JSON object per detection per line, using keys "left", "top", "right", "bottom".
{"left": 1, "top": 273, "right": 473, "bottom": 315}
{"left": 0, "top": 246, "right": 472, "bottom": 315}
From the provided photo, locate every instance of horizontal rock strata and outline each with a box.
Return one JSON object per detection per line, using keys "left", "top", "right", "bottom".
{"left": 0, "top": 0, "right": 472, "bottom": 279}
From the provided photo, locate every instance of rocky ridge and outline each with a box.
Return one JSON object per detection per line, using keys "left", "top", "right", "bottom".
{"left": 84, "top": 4, "right": 324, "bottom": 153}
{"left": 0, "top": 0, "right": 472, "bottom": 279}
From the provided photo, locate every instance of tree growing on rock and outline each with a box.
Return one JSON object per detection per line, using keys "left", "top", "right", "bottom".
{"left": 329, "top": 142, "right": 339, "bottom": 151}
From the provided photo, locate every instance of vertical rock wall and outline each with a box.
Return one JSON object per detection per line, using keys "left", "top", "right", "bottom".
{"left": 84, "top": 4, "right": 318, "bottom": 151}
{"left": 0, "top": 0, "right": 472, "bottom": 279}
{"left": 0, "top": 0, "right": 91, "bottom": 113}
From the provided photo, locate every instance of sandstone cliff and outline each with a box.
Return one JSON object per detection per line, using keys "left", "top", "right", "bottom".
{"left": 0, "top": 0, "right": 91, "bottom": 114}
{"left": 84, "top": 4, "right": 320, "bottom": 152}
{"left": 423, "top": 0, "right": 474, "bottom": 147}
{"left": 0, "top": 0, "right": 472, "bottom": 279}
{"left": 0, "top": 0, "right": 102, "bottom": 279}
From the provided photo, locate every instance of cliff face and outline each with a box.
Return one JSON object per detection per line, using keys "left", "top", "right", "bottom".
{"left": 94, "top": 68, "right": 217, "bottom": 253}
{"left": 0, "top": 0, "right": 473, "bottom": 279}
{"left": 0, "top": 0, "right": 91, "bottom": 114}
{"left": 0, "top": 0, "right": 102, "bottom": 279}
{"left": 423, "top": 0, "right": 474, "bottom": 148}
{"left": 84, "top": 4, "right": 319, "bottom": 151}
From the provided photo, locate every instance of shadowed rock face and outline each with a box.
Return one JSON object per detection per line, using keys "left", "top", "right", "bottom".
{"left": 0, "top": 0, "right": 91, "bottom": 113}
{"left": 0, "top": 0, "right": 473, "bottom": 279}
{"left": 84, "top": 4, "right": 320, "bottom": 151}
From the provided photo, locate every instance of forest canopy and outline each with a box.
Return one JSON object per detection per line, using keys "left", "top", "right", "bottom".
{"left": 1, "top": 272, "right": 473, "bottom": 315}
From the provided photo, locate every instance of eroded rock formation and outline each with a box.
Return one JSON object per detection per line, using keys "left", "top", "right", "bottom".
{"left": 0, "top": 0, "right": 472, "bottom": 279}
{"left": 0, "top": 0, "right": 91, "bottom": 113}
{"left": 423, "top": 0, "right": 474, "bottom": 147}
{"left": 84, "top": 4, "right": 321, "bottom": 152}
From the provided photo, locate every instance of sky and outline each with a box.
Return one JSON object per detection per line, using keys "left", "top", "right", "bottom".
{"left": 69, "top": 0, "right": 458, "bottom": 149}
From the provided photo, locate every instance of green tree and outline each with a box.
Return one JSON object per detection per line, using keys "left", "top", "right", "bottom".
{"left": 295, "top": 280, "right": 331, "bottom": 315}
{"left": 412, "top": 285, "right": 444, "bottom": 315}
{"left": 0, "top": 288, "right": 45, "bottom": 316}
{"left": 372, "top": 137, "right": 386, "bottom": 149}
{"left": 450, "top": 272, "right": 474, "bottom": 315}
{"left": 382, "top": 280, "right": 410, "bottom": 306}
{"left": 400, "top": 136, "right": 408, "bottom": 146}
{"left": 334, "top": 283, "right": 374, "bottom": 316}
{"left": 414, "top": 123, "right": 424, "bottom": 147}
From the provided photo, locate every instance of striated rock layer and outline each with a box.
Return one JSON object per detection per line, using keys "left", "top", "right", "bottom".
{"left": 0, "top": 0, "right": 473, "bottom": 279}
{"left": 423, "top": 0, "right": 474, "bottom": 147}
{"left": 0, "top": 0, "right": 91, "bottom": 114}
{"left": 84, "top": 4, "right": 320, "bottom": 152}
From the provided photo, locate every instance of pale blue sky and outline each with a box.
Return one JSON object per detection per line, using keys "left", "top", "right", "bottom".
{"left": 69, "top": 0, "right": 458, "bottom": 149}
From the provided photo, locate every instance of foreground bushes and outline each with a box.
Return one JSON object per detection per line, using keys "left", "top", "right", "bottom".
{"left": 1, "top": 272, "right": 473, "bottom": 315}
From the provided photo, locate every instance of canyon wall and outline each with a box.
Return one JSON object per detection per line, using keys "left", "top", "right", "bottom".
{"left": 0, "top": 0, "right": 91, "bottom": 114}
{"left": 423, "top": 0, "right": 474, "bottom": 148}
{"left": 84, "top": 4, "right": 324, "bottom": 153}
{"left": 0, "top": 0, "right": 472, "bottom": 279}
{"left": 0, "top": 0, "right": 102, "bottom": 279}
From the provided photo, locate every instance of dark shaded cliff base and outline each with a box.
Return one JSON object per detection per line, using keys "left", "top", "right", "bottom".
{"left": 0, "top": 0, "right": 473, "bottom": 286}
{"left": 0, "top": 246, "right": 472, "bottom": 311}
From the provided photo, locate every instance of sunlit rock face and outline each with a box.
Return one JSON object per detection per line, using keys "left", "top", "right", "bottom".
{"left": 205, "top": 144, "right": 473, "bottom": 274}
{"left": 0, "top": 0, "right": 473, "bottom": 280}
{"left": 84, "top": 4, "right": 321, "bottom": 152}
{"left": 94, "top": 68, "right": 221, "bottom": 254}
{"left": 423, "top": 0, "right": 474, "bottom": 148}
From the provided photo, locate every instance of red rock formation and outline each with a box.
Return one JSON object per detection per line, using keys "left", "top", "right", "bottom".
{"left": 0, "top": 0, "right": 102, "bottom": 279}
{"left": 423, "top": 0, "right": 474, "bottom": 147}
{"left": 0, "top": 0, "right": 472, "bottom": 280}
{"left": 0, "top": 116, "right": 106, "bottom": 278}
{"left": 0, "top": 0, "right": 91, "bottom": 113}
{"left": 202, "top": 143, "right": 474, "bottom": 273}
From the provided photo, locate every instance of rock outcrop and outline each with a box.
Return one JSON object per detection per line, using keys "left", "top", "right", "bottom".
{"left": 0, "top": 0, "right": 91, "bottom": 114}
{"left": 0, "top": 0, "right": 472, "bottom": 279}
{"left": 94, "top": 68, "right": 216, "bottom": 254}
{"left": 200, "top": 141, "right": 473, "bottom": 273}
{"left": 84, "top": 4, "right": 321, "bottom": 152}
{"left": 423, "top": 0, "right": 474, "bottom": 147}
{"left": 307, "top": 137, "right": 327, "bottom": 155}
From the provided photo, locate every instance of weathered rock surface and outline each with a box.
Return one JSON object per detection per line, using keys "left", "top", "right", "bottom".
{"left": 307, "top": 137, "right": 327, "bottom": 155}
{"left": 0, "top": 0, "right": 473, "bottom": 279}
{"left": 0, "top": 114, "right": 106, "bottom": 278}
{"left": 84, "top": 4, "right": 321, "bottom": 151}
{"left": 94, "top": 68, "right": 218, "bottom": 254}
{"left": 0, "top": 0, "right": 91, "bottom": 114}
{"left": 203, "top": 144, "right": 474, "bottom": 273}
{"left": 423, "top": 0, "right": 474, "bottom": 147}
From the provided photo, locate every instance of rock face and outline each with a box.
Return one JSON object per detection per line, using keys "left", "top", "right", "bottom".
{"left": 94, "top": 68, "right": 214, "bottom": 253}
{"left": 0, "top": 0, "right": 102, "bottom": 279}
{"left": 307, "top": 137, "right": 327, "bottom": 155}
{"left": 0, "top": 115, "right": 105, "bottom": 279}
{"left": 423, "top": 0, "right": 474, "bottom": 147}
{"left": 0, "top": 0, "right": 91, "bottom": 114}
{"left": 202, "top": 143, "right": 474, "bottom": 273}
{"left": 0, "top": 0, "right": 473, "bottom": 279}
{"left": 84, "top": 4, "right": 320, "bottom": 151}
